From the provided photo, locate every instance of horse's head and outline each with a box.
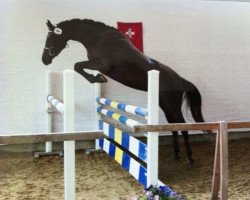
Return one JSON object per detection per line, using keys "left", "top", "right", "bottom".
{"left": 42, "top": 20, "right": 68, "bottom": 65}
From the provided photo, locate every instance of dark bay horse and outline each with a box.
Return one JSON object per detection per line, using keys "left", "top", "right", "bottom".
{"left": 42, "top": 19, "right": 207, "bottom": 164}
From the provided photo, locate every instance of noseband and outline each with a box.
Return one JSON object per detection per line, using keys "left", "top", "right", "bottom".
{"left": 44, "top": 43, "right": 69, "bottom": 57}
{"left": 44, "top": 47, "right": 55, "bottom": 56}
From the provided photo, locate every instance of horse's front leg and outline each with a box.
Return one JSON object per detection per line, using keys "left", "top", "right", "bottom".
{"left": 74, "top": 60, "right": 107, "bottom": 83}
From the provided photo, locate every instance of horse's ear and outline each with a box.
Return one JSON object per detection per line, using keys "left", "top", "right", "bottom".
{"left": 46, "top": 20, "right": 55, "bottom": 31}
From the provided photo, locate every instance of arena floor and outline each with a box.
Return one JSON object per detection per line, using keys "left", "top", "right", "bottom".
{"left": 0, "top": 138, "right": 249, "bottom": 200}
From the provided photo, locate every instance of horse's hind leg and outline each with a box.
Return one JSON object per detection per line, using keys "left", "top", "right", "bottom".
{"left": 166, "top": 114, "right": 181, "bottom": 160}
{"left": 160, "top": 97, "right": 180, "bottom": 160}
{"left": 160, "top": 92, "right": 194, "bottom": 164}
{"left": 173, "top": 132, "right": 180, "bottom": 160}
{"left": 181, "top": 130, "right": 194, "bottom": 164}
{"left": 174, "top": 113, "right": 194, "bottom": 164}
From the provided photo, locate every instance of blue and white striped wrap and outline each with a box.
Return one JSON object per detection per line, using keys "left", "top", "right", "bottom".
{"left": 97, "top": 107, "right": 141, "bottom": 128}
{"left": 96, "top": 99, "right": 182, "bottom": 199}
{"left": 96, "top": 97, "right": 148, "bottom": 117}
{"left": 47, "top": 95, "right": 64, "bottom": 114}
{"left": 98, "top": 137, "right": 179, "bottom": 198}
{"left": 100, "top": 120, "right": 147, "bottom": 162}
{"left": 99, "top": 138, "right": 147, "bottom": 187}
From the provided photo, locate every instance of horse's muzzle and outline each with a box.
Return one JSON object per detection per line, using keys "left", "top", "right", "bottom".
{"left": 42, "top": 55, "right": 52, "bottom": 65}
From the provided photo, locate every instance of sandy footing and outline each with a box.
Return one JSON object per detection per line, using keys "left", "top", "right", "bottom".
{"left": 0, "top": 138, "right": 249, "bottom": 200}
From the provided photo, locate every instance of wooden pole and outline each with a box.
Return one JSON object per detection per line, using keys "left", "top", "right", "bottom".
{"left": 134, "top": 122, "right": 219, "bottom": 133}
{"left": 134, "top": 121, "right": 250, "bottom": 133}
{"left": 211, "top": 128, "right": 221, "bottom": 200}
{"left": 0, "top": 131, "right": 104, "bottom": 145}
{"left": 220, "top": 121, "right": 228, "bottom": 200}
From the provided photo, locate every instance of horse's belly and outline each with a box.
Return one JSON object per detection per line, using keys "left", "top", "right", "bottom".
{"left": 106, "top": 71, "right": 148, "bottom": 91}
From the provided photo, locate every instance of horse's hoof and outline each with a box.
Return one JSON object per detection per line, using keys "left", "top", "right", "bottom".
{"left": 95, "top": 74, "right": 107, "bottom": 83}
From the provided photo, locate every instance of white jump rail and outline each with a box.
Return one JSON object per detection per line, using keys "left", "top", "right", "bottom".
{"left": 96, "top": 70, "right": 160, "bottom": 188}
{"left": 0, "top": 69, "right": 249, "bottom": 199}
{"left": 1, "top": 70, "right": 78, "bottom": 200}
{"left": 35, "top": 70, "right": 64, "bottom": 157}
{"left": 0, "top": 72, "right": 105, "bottom": 200}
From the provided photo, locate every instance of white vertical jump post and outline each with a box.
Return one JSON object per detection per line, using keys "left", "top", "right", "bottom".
{"left": 38, "top": 70, "right": 75, "bottom": 200}
{"left": 147, "top": 70, "right": 159, "bottom": 187}
{"left": 94, "top": 71, "right": 101, "bottom": 150}
{"left": 85, "top": 71, "right": 101, "bottom": 154}
{"left": 95, "top": 70, "right": 160, "bottom": 187}
{"left": 63, "top": 70, "right": 75, "bottom": 200}
{"left": 45, "top": 70, "right": 52, "bottom": 152}
{"left": 34, "top": 70, "right": 63, "bottom": 157}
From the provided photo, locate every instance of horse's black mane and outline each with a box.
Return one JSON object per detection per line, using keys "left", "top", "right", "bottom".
{"left": 57, "top": 18, "right": 117, "bottom": 31}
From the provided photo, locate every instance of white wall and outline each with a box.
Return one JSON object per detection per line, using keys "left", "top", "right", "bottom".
{"left": 1, "top": 0, "right": 250, "bottom": 134}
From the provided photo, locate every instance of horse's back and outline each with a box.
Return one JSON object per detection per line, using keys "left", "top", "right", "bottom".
{"left": 149, "top": 61, "right": 186, "bottom": 92}
{"left": 89, "top": 25, "right": 193, "bottom": 93}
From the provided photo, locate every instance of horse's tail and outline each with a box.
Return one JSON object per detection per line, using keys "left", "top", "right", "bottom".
{"left": 183, "top": 80, "right": 205, "bottom": 123}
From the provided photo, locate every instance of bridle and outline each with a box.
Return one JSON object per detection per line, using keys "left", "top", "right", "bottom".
{"left": 44, "top": 28, "right": 69, "bottom": 57}
{"left": 44, "top": 46, "right": 55, "bottom": 56}
{"left": 44, "top": 42, "right": 69, "bottom": 57}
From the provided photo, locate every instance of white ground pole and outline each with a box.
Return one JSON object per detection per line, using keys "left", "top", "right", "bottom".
{"left": 147, "top": 70, "right": 159, "bottom": 187}
{"left": 94, "top": 71, "right": 101, "bottom": 150}
{"left": 45, "top": 70, "right": 52, "bottom": 152}
{"left": 63, "top": 70, "right": 75, "bottom": 200}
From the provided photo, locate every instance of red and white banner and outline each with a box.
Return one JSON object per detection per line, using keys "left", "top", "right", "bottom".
{"left": 117, "top": 22, "right": 143, "bottom": 52}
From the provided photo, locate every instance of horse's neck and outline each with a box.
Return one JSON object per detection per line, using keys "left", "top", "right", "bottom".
{"left": 66, "top": 23, "right": 101, "bottom": 49}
